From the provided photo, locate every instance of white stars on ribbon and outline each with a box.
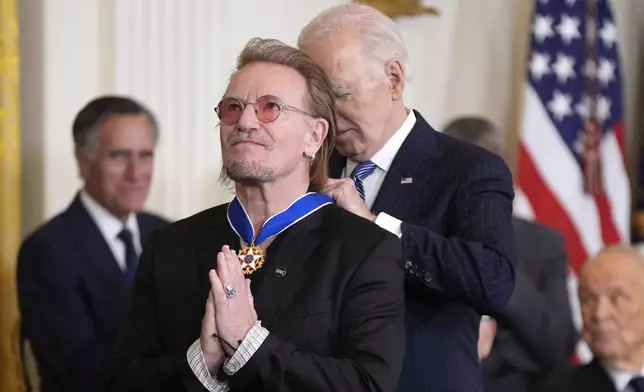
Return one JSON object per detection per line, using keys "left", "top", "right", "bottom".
{"left": 530, "top": 52, "right": 551, "bottom": 80}
{"left": 557, "top": 15, "right": 581, "bottom": 44}
{"left": 533, "top": 14, "right": 555, "bottom": 43}
{"left": 548, "top": 91, "right": 573, "bottom": 121}
{"left": 553, "top": 53, "right": 576, "bottom": 83}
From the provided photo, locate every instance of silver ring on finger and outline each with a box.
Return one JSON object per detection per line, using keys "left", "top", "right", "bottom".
{"left": 224, "top": 284, "right": 237, "bottom": 298}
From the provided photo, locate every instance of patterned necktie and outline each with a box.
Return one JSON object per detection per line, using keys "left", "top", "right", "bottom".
{"left": 117, "top": 228, "right": 138, "bottom": 283}
{"left": 351, "top": 160, "right": 377, "bottom": 202}
{"left": 628, "top": 376, "right": 644, "bottom": 392}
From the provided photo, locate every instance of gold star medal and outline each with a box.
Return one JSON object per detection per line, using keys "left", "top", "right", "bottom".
{"left": 227, "top": 193, "right": 334, "bottom": 276}
{"left": 238, "top": 244, "right": 265, "bottom": 275}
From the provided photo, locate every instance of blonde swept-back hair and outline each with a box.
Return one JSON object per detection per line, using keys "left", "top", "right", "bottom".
{"left": 221, "top": 37, "right": 337, "bottom": 191}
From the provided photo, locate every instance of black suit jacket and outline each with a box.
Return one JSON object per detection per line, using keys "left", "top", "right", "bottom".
{"left": 107, "top": 203, "right": 405, "bottom": 392}
{"left": 330, "top": 111, "right": 517, "bottom": 392}
{"left": 17, "top": 193, "right": 169, "bottom": 392}
{"left": 539, "top": 359, "right": 617, "bottom": 392}
{"left": 482, "top": 217, "right": 578, "bottom": 392}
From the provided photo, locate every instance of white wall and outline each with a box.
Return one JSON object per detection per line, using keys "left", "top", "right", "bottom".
{"left": 111, "top": 0, "right": 347, "bottom": 220}
{"left": 21, "top": 0, "right": 109, "bottom": 233}
{"left": 20, "top": 0, "right": 644, "bottom": 233}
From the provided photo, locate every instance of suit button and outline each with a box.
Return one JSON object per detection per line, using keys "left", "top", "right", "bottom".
{"left": 404, "top": 261, "right": 412, "bottom": 269}
{"left": 424, "top": 272, "right": 432, "bottom": 282}
{"left": 409, "top": 265, "right": 417, "bottom": 274}
{"left": 416, "top": 270, "right": 423, "bottom": 277}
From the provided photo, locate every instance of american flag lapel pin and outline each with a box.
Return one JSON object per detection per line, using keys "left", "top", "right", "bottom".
{"left": 400, "top": 177, "right": 413, "bottom": 184}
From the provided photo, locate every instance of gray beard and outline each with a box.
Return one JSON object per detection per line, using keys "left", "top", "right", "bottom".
{"left": 223, "top": 157, "right": 276, "bottom": 184}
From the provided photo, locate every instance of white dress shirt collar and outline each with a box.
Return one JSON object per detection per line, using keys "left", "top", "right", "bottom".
{"left": 346, "top": 109, "right": 416, "bottom": 176}
{"left": 602, "top": 361, "right": 644, "bottom": 392}
{"left": 79, "top": 190, "right": 141, "bottom": 264}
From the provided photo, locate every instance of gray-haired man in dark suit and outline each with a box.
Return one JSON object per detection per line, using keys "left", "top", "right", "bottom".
{"left": 444, "top": 116, "right": 578, "bottom": 392}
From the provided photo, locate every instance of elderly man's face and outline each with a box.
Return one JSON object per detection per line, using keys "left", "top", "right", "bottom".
{"left": 579, "top": 249, "right": 644, "bottom": 364}
{"left": 219, "top": 62, "right": 321, "bottom": 184}
{"left": 300, "top": 30, "right": 398, "bottom": 162}
{"left": 77, "top": 114, "right": 155, "bottom": 219}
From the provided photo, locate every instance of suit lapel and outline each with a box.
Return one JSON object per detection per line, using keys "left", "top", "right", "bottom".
{"left": 371, "top": 111, "right": 438, "bottom": 215}
{"left": 585, "top": 359, "right": 619, "bottom": 392}
{"left": 252, "top": 208, "right": 324, "bottom": 323}
{"left": 65, "top": 195, "right": 125, "bottom": 286}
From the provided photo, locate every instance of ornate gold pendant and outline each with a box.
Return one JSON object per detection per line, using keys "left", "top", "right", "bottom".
{"left": 238, "top": 245, "right": 265, "bottom": 275}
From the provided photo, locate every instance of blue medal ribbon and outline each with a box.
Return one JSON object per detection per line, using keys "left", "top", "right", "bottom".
{"left": 227, "top": 192, "right": 334, "bottom": 246}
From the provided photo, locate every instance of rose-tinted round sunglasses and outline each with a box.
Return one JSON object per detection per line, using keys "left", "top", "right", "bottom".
{"left": 215, "top": 95, "right": 313, "bottom": 125}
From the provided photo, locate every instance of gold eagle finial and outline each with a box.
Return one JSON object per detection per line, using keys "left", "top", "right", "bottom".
{"left": 354, "top": 0, "right": 439, "bottom": 18}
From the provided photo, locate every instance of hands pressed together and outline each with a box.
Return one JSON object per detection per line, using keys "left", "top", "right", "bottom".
{"left": 199, "top": 179, "right": 369, "bottom": 372}
{"left": 200, "top": 245, "right": 257, "bottom": 372}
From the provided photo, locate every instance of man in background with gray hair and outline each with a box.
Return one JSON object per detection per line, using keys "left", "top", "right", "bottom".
{"left": 540, "top": 246, "right": 644, "bottom": 392}
{"left": 299, "top": 5, "right": 517, "bottom": 391}
{"left": 444, "top": 116, "right": 577, "bottom": 392}
{"left": 17, "top": 96, "right": 169, "bottom": 392}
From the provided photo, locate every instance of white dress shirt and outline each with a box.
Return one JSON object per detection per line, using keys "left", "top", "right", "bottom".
{"left": 603, "top": 362, "right": 644, "bottom": 392}
{"left": 79, "top": 191, "right": 141, "bottom": 271}
{"left": 344, "top": 109, "right": 416, "bottom": 237}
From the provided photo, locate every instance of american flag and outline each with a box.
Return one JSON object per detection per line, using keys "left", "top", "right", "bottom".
{"left": 515, "top": 0, "right": 630, "bottom": 362}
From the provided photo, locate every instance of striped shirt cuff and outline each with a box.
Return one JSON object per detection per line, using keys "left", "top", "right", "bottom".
{"left": 223, "top": 321, "right": 269, "bottom": 375}
{"left": 186, "top": 339, "right": 229, "bottom": 392}
{"left": 186, "top": 321, "right": 269, "bottom": 391}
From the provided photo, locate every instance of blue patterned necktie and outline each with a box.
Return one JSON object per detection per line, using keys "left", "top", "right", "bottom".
{"left": 629, "top": 377, "right": 644, "bottom": 392}
{"left": 117, "top": 228, "right": 138, "bottom": 283}
{"left": 351, "top": 160, "right": 377, "bottom": 202}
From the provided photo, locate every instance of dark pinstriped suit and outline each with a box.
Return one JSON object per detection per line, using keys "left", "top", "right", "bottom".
{"left": 330, "top": 111, "right": 517, "bottom": 392}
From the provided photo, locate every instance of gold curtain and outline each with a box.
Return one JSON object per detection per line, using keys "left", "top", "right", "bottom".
{"left": 0, "top": 0, "right": 25, "bottom": 390}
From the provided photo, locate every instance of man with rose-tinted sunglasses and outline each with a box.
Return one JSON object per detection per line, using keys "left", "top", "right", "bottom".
{"left": 107, "top": 38, "right": 405, "bottom": 392}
